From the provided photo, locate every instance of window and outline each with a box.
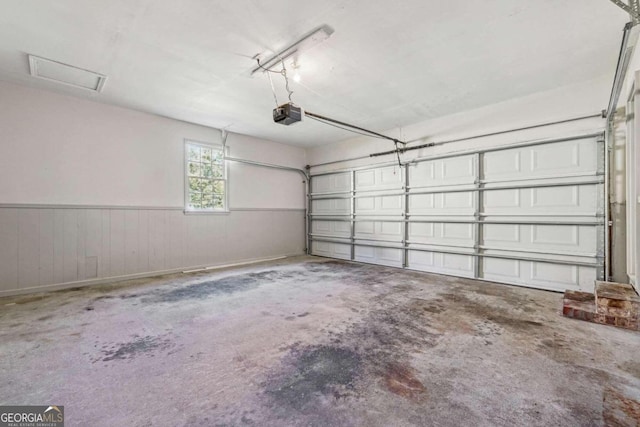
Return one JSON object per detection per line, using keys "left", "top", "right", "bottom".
{"left": 184, "top": 140, "right": 227, "bottom": 212}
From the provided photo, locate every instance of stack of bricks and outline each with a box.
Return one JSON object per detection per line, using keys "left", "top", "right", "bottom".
{"left": 595, "top": 281, "right": 639, "bottom": 330}
{"left": 562, "top": 290, "right": 597, "bottom": 322}
{"left": 563, "top": 281, "right": 639, "bottom": 331}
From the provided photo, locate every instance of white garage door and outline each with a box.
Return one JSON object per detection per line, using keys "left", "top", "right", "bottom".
{"left": 309, "top": 132, "right": 606, "bottom": 292}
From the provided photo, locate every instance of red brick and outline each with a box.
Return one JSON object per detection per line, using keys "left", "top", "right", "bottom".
{"left": 595, "top": 281, "right": 640, "bottom": 318}
{"left": 562, "top": 288, "right": 639, "bottom": 330}
{"left": 563, "top": 291, "right": 596, "bottom": 322}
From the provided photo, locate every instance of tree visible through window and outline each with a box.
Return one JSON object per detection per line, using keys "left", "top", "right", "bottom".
{"left": 185, "top": 140, "right": 226, "bottom": 211}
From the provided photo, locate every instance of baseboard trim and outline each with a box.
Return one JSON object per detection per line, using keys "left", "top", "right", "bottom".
{"left": 0, "top": 203, "right": 305, "bottom": 212}
{"left": 0, "top": 253, "right": 303, "bottom": 298}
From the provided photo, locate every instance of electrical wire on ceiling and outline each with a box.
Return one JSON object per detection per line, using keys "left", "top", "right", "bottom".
{"left": 266, "top": 70, "right": 279, "bottom": 107}
{"left": 257, "top": 57, "right": 294, "bottom": 105}
{"left": 256, "top": 58, "right": 280, "bottom": 107}
{"left": 280, "top": 58, "right": 294, "bottom": 102}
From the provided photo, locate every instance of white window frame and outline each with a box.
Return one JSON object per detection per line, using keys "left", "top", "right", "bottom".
{"left": 184, "top": 139, "right": 229, "bottom": 214}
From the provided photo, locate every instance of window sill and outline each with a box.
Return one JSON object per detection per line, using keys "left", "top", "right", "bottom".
{"left": 183, "top": 209, "right": 230, "bottom": 215}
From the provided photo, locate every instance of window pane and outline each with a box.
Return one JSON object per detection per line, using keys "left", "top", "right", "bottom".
{"left": 201, "top": 148, "right": 212, "bottom": 163}
{"left": 213, "top": 180, "right": 225, "bottom": 195}
{"left": 188, "top": 146, "right": 200, "bottom": 161}
{"left": 202, "top": 164, "right": 213, "bottom": 178}
{"left": 188, "top": 177, "right": 200, "bottom": 192}
{"left": 213, "top": 196, "right": 224, "bottom": 209}
{"left": 197, "top": 178, "right": 209, "bottom": 192}
{"left": 188, "top": 190, "right": 202, "bottom": 209}
{"left": 202, "top": 181, "right": 213, "bottom": 194}
{"left": 188, "top": 162, "right": 201, "bottom": 177}
{"left": 202, "top": 194, "right": 213, "bottom": 209}
{"left": 189, "top": 192, "right": 202, "bottom": 205}
{"left": 212, "top": 166, "right": 223, "bottom": 178}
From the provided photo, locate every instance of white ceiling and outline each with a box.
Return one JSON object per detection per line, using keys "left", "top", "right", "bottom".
{"left": 0, "top": 1, "right": 630, "bottom": 147}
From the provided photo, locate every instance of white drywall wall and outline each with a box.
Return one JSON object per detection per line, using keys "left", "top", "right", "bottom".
{"left": 0, "top": 80, "right": 306, "bottom": 208}
{"left": 307, "top": 75, "right": 609, "bottom": 172}
{"left": 225, "top": 133, "right": 306, "bottom": 209}
{"left": 0, "top": 80, "right": 307, "bottom": 296}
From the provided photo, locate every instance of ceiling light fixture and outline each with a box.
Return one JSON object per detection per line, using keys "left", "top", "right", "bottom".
{"left": 251, "top": 24, "right": 334, "bottom": 75}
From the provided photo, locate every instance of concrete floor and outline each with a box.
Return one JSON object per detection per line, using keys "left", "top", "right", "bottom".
{"left": 1, "top": 256, "right": 639, "bottom": 426}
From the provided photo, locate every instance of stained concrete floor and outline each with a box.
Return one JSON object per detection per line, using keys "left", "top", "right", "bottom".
{"left": 1, "top": 256, "right": 639, "bottom": 426}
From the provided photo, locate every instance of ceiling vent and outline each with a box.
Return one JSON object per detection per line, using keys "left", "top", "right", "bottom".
{"left": 28, "top": 55, "right": 107, "bottom": 92}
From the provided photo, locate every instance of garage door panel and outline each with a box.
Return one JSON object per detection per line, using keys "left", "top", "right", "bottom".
{"left": 312, "top": 220, "right": 331, "bottom": 234}
{"left": 310, "top": 134, "right": 604, "bottom": 292}
{"left": 443, "top": 156, "right": 476, "bottom": 180}
{"left": 483, "top": 138, "right": 598, "bottom": 181}
{"left": 444, "top": 192, "right": 474, "bottom": 209}
{"left": 483, "top": 189, "right": 521, "bottom": 209}
{"left": 530, "top": 185, "right": 599, "bottom": 213}
{"left": 529, "top": 139, "right": 596, "bottom": 174}
{"left": 355, "top": 221, "right": 402, "bottom": 240}
{"left": 355, "top": 246, "right": 402, "bottom": 267}
{"left": 409, "top": 155, "right": 476, "bottom": 187}
{"left": 530, "top": 225, "right": 596, "bottom": 253}
{"left": 482, "top": 248, "right": 594, "bottom": 266}
{"left": 356, "top": 195, "right": 403, "bottom": 215}
{"left": 409, "top": 223, "right": 434, "bottom": 239}
{"left": 409, "top": 192, "right": 475, "bottom": 215}
{"left": 531, "top": 143, "right": 579, "bottom": 172}
{"left": 444, "top": 223, "right": 474, "bottom": 240}
{"left": 311, "top": 241, "right": 351, "bottom": 260}
{"left": 408, "top": 163, "right": 435, "bottom": 187}
{"left": 442, "top": 253, "right": 474, "bottom": 273}
{"left": 483, "top": 150, "right": 521, "bottom": 177}
{"left": 483, "top": 224, "right": 520, "bottom": 243}
{"left": 355, "top": 166, "right": 402, "bottom": 191}
{"left": 408, "top": 250, "right": 474, "bottom": 277}
{"left": 312, "top": 198, "right": 350, "bottom": 215}
{"left": 311, "top": 220, "right": 351, "bottom": 238}
{"left": 531, "top": 224, "right": 577, "bottom": 245}
{"left": 312, "top": 172, "right": 350, "bottom": 193}
{"left": 484, "top": 186, "right": 597, "bottom": 215}
{"left": 409, "top": 223, "right": 474, "bottom": 246}
{"left": 481, "top": 259, "right": 595, "bottom": 291}
{"left": 526, "top": 263, "right": 595, "bottom": 291}
{"left": 531, "top": 186, "right": 580, "bottom": 208}
{"left": 483, "top": 258, "right": 520, "bottom": 280}
{"left": 530, "top": 262, "right": 577, "bottom": 286}
{"left": 483, "top": 224, "right": 596, "bottom": 254}
{"left": 409, "top": 194, "right": 434, "bottom": 211}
